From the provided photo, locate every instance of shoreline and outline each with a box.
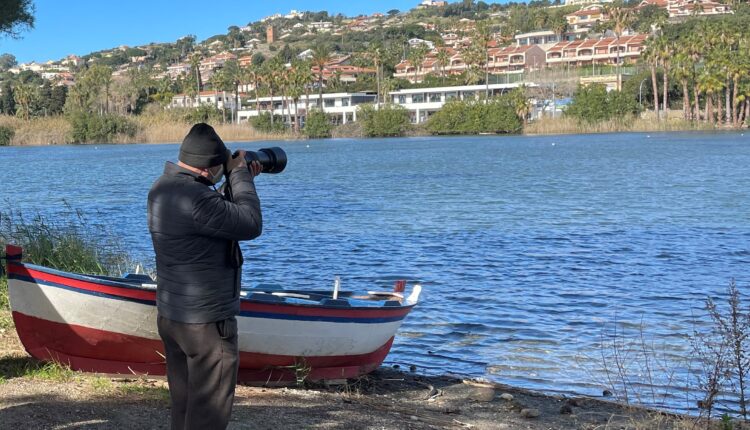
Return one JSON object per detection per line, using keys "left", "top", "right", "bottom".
{"left": 0, "top": 310, "right": 711, "bottom": 429}
{"left": 1, "top": 114, "right": 744, "bottom": 147}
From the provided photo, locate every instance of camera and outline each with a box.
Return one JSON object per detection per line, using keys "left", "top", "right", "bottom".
{"left": 242, "top": 147, "right": 287, "bottom": 174}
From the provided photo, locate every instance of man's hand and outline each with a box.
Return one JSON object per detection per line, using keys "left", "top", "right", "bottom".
{"left": 249, "top": 160, "right": 261, "bottom": 177}
{"left": 226, "top": 150, "right": 247, "bottom": 172}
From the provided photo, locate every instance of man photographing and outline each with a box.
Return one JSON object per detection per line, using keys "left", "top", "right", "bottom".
{"left": 148, "top": 123, "right": 262, "bottom": 430}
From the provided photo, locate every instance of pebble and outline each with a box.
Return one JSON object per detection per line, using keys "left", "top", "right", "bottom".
{"left": 392, "top": 364, "right": 400, "bottom": 369}
{"left": 520, "top": 408, "right": 541, "bottom": 419}
{"left": 602, "top": 390, "right": 613, "bottom": 397}
{"left": 410, "top": 415, "right": 420, "bottom": 421}
{"left": 409, "top": 365, "right": 417, "bottom": 372}
{"left": 560, "top": 404, "right": 573, "bottom": 415}
{"left": 468, "top": 386, "right": 496, "bottom": 402}
{"left": 499, "top": 393, "right": 514, "bottom": 401}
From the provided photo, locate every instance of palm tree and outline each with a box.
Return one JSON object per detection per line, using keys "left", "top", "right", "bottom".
{"left": 407, "top": 45, "right": 429, "bottom": 83}
{"left": 654, "top": 35, "right": 672, "bottom": 121}
{"left": 311, "top": 45, "right": 332, "bottom": 106}
{"left": 189, "top": 53, "right": 203, "bottom": 105}
{"left": 370, "top": 43, "right": 385, "bottom": 107}
{"left": 436, "top": 49, "right": 450, "bottom": 85}
{"left": 243, "top": 63, "right": 262, "bottom": 113}
{"left": 698, "top": 69, "right": 723, "bottom": 124}
{"left": 605, "top": 5, "right": 633, "bottom": 91}
{"left": 264, "top": 58, "right": 284, "bottom": 127}
{"left": 642, "top": 37, "right": 660, "bottom": 118}
{"left": 672, "top": 48, "right": 693, "bottom": 121}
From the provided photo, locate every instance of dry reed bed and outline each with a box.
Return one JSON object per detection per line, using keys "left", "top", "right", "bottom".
{"left": 0, "top": 115, "right": 295, "bottom": 146}
{"left": 525, "top": 114, "right": 717, "bottom": 136}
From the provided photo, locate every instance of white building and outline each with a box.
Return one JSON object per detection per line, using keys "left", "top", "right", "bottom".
{"left": 169, "top": 91, "right": 239, "bottom": 110}
{"left": 237, "top": 92, "right": 376, "bottom": 125}
{"left": 389, "top": 83, "right": 532, "bottom": 124}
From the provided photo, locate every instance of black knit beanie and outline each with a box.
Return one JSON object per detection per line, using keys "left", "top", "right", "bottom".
{"left": 178, "top": 123, "right": 229, "bottom": 168}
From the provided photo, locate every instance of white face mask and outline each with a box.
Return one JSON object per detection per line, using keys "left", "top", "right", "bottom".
{"left": 209, "top": 165, "right": 224, "bottom": 185}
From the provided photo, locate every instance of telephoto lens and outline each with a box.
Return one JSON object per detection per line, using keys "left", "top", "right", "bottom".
{"left": 243, "top": 147, "right": 287, "bottom": 174}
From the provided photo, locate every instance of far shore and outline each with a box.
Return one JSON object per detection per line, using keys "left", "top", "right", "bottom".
{"left": 1, "top": 112, "right": 743, "bottom": 147}
{"left": 0, "top": 309, "right": 713, "bottom": 429}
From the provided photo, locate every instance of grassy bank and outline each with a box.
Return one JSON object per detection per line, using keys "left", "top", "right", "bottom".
{"left": 524, "top": 112, "right": 718, "bottom": 136}
{"left": 0, "top": 114, "right": 294, "bottom": 146}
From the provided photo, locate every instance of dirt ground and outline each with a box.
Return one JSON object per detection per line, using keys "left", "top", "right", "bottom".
{"left": 0, "top": 313, "right": 705, "bottom": 430}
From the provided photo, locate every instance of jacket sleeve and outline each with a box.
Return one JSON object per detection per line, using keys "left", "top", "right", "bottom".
{"left": 191, "top": 166, "right": 262, "bottom": 241}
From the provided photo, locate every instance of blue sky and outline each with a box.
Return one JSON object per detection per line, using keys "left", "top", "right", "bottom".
{"left": 1, "top": 0, "right": 422, "bottom": 63}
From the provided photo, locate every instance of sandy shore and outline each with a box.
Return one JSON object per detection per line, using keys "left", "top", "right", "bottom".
{"left": 0, "top": 311, "right": 702, "bottom": 429}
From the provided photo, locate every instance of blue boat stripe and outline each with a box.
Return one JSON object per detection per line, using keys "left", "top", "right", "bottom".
{"left": 238, "top": 311, "right": 405, "bottom": 324}
{"left": 9, "top": 273, "right": 157, "bottom": 306}
{"left": 9, "top": 273, "right": 407, "bottom": 324}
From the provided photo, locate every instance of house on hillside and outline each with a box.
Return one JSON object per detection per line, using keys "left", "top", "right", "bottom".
{"left": 565, "top": 5, "right": 610, "bottom": 31}
{"left": 667, "top": 0, "right": 732, "bottom": 17}
{"left": 417, "top": 0, "right": 447, "bottom": 8}
{"left": 545, "top": 34, "right": 647, "bottom": 67}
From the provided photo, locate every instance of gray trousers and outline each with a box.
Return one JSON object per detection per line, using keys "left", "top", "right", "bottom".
{"left": 157, "top": 315, "right": 239, "bottom": 430}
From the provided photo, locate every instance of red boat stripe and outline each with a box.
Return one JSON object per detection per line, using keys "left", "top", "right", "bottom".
{"left": 9, "top": 263, "right": 414, "bottom": 320}
{"left": 12, "top": 312, "right": 395, "bottom": 382}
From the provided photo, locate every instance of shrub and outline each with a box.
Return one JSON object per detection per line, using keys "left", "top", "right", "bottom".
{"left": 249, "top": 112, "right": 286, "bottom": 133}
{"left": 181, "top": 104, "right": 223, "bottom": 124}
{"left": 357, "top": 104, "right": 411, "bottom": 138}
{"left": 303, "top": 109, "right": 331, "bottom": 138}
{"left": 67, "top": 112, "right": 138, "bottom": 143}
{"left": 426, "top": 98, "right": 522, "bottom": 135}
{"left": 0, "top": 125, "right": 13, "bottom": 146}
{"left": 565, "top": 84, "right": 640, "bottom": 124}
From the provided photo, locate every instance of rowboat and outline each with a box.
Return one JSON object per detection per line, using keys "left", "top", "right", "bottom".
{"left": 3, "top": 244, "right": 421, "bottom": 383}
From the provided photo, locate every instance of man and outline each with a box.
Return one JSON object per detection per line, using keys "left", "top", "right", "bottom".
{"left": 148, "top": 123, "right": 262, "bottom": 430}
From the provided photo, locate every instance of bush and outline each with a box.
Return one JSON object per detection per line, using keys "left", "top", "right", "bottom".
{"left": 426, "top": 98, "right": 522, "bottom": 135}
{"left": 565, "top": 84, "right": 640, "bottom": 124}
{"left": 303, "top": 109, "right": 331, "bottom": 138}
{"left": 0, "top": 125, "right": 14, "bottom": 146}
{"left": 357, "top": 104, "right": 411, "bottom": 137}
{"left": 181, "top": 104, "right": 223, "bottom": 124}
{"left": 249, "top": 112, "right": 286, "bottom": 133}
{"left": 67, "top": 112, "right": 138, "bottom": 143}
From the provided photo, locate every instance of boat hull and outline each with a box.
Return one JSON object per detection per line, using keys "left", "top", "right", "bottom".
{"left": 6, "top": 253, "right": 417, "bottom": 383}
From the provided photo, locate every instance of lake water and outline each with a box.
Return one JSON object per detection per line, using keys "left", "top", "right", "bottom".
{"left": 2, "top": 132, "right": 750, "bottom": 412}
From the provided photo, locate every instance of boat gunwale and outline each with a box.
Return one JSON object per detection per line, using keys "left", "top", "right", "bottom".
{"left": 8, "top": 261, "right": 419, "bottom": 312}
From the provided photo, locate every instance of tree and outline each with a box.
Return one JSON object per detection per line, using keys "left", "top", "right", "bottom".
{"left": 0, "top": 0, "right": 34, "bottom": 38}
{"left": 436, "top": 48, "right": 451, "bottom": 85}
{"left": 13, "top": 83, "right": 38, "bottom": 120}
{"left": 0, "top": 81, "right": 15, "bottom": 114}
{"left": 407, "top": 45, "right": 429, "bottom": 83}
{"left": 387, "top": 9, "right": 400, "bottom": 16}
{"left": 605, "top": 5, "right": 633, "bottom": 91}
{"left": 0, "top": 53, "right": 17, "bottom": 71}
{"left": 311, "top": 44, "right": 332, "bottom": 105}
{"left": 642, "top": 37, "right": 660, "bottom": 118}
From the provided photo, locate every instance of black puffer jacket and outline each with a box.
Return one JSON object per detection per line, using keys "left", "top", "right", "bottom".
{"left": 147, "top": 162, "right": 262, "bottom": 323}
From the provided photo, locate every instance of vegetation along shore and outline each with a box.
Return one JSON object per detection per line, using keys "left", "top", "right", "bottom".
{"left": 2, "top": 1, "right": 749, "bottom": 146}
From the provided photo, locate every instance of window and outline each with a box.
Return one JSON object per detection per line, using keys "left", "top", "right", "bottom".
{"left": 462, "top": 91, "right": 475, "bottom": 100}
{"left": 324, "top": 99, "right": 335, "bottom": 107}
{"left": 412, "top": 93, "right": 425, "bottom": 103}
{"left": 342, "top": 98, "right": 350, "bottom": 107}
{"left": 429, "top": 93, "right": 441, "bottom": 103}
{"left": 398, "top": 95, "right": 406, "bottom": 104}
{"left": 446, "top": 92, "right": 458, "bottom": 101}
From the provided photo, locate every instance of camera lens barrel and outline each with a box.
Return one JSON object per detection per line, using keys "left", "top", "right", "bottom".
{"left": 243, "top": 147, "right": 287, "bottom": 174}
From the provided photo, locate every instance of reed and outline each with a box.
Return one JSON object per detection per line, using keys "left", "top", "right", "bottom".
{"left": 0, "top": 115, "right": 71, "bottom": 145}
{"left": 130, "top": 117, "right": 296, "bottom": 143}
{"left": 0, "top": 114, "right": 296, "bottom": 146}
{"left": 524, "top": 114, "right": 717, "bottom": 136}
{"left": 0, "top": 206, "right": 133, "bottom": 313}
